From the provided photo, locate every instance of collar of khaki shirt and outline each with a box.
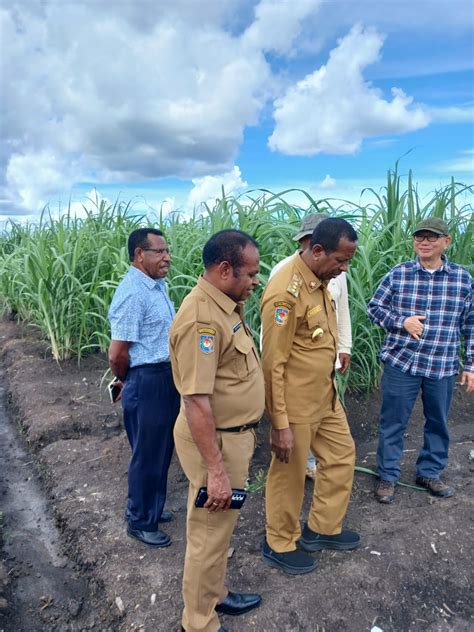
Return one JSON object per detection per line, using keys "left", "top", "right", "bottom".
{"left": 197, "top": 276, "right": 240, "bottom": 315}
{"left": 292, "top": 252, "right": 327, "bottom": 293}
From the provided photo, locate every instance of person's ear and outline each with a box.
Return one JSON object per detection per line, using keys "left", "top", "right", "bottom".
{"left": 218, "top": 261, "right": 232, "bottom": 279}
{"left": 312, "top": 244, "right": 324, "bottom": 260}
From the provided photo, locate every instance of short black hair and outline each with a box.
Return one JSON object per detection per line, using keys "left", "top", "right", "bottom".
{"left": 202, "top": 230, "right": 259, "bottom": 272}
{"left": 128, "top": 228, "right": 164, "bottom": 261}
{"left": 310, "top": 218, "right": 357, "bottom": 253}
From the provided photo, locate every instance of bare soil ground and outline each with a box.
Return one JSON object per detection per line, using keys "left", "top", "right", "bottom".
{"left": 0, "top": 317, "right": 472, "bottom": 632}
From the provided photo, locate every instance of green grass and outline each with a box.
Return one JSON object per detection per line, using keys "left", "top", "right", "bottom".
{"left": 0, "top": 165, "right": 472, "bottom": 393}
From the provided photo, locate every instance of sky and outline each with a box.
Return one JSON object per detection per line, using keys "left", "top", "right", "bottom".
{"left": 1, "top": 0, "right": 473, "bottom": 221}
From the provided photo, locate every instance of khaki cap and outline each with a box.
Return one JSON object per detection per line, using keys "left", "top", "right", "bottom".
{"left": 413, "top": 217, "right": 449, "bottom": 236}
{"left": 293, "top": 213, "right": 329, "bottom": 242}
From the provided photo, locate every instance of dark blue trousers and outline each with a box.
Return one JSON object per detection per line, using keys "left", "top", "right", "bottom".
{"left": 377, "top": 362, "right": 455, "bottom": 482}
{"left": 122, "top": 364, "right": 180, "bottom": 531}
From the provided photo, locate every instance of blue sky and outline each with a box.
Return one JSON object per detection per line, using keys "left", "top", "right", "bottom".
{"left": 1, "top": 0, "right": 473, "bottom": 220}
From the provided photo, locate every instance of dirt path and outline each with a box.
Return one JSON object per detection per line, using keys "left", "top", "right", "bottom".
{"left": 0, "top": 382, "right": 107, "bottom": 632}
{"left": 0, "top": 318, "right": 472, "bottom": 632}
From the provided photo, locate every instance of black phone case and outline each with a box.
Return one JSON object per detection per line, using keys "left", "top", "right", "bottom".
{"left": 194, "top": 487, "right": 247, "bottom": 509}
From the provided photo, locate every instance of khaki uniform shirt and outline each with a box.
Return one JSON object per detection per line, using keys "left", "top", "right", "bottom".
{"left": 261, "top": 253, "right": 338, "bottom": 430}
{"left": 169, "top": 277, "right": 265, "bottom": 429}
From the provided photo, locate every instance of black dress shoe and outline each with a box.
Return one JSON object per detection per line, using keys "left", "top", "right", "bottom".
{"left": 215, "top": 591, "right": 262, "bottom": 616}
{"left": 298, "top": 523, "right": 360, "bottom": 552}
{"left": 127, "top": 525, "right": 171, "bottom": 548}
{"left": 124, "top": 508, "right": 174, "bottom": 523}
{"left": 262, "top": 539, "right": 317, "bottom": 575}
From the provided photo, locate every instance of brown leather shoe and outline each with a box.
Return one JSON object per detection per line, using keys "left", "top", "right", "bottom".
{"left": 415, "top": 477, "right": 454, "bottom": 498}
{"left": 375, "top": 479, "right": 395, "bottom": 504}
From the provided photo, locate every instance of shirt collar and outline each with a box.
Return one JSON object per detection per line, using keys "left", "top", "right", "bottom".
{"left": 414, "top": 255, "right": 450, "bottom": 273}
{"left": 197, "top": 276, "right": 238, "bottom": 315}
{"left": 129, "top": 265, "right": 165, "bottom": 289}
{"left": 293, "top": 252, "right": 324, "bottom": 292}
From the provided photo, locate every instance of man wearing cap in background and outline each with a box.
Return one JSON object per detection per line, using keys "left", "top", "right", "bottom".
{"left": 368, "top": 217, "right": 473, "bottom": 504}
{"left": 269, "top": 213, "right": 353, "bottom": 479}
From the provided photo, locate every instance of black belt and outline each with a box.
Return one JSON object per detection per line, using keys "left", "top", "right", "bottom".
{"left": 216, "top": 422, "right": 259, "bottom": 433}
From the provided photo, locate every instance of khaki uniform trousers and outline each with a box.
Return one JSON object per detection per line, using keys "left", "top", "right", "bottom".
{"left": 174, "top": 417, "right": 256, "bottom": 632}
{"left": 265, "top": 397, "right": 355, "bottom": 552}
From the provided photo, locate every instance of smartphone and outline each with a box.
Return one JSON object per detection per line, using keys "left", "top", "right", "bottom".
{"left": 107, "top": 379, "right": 122, "bottom": 403}
{"left": 194, "top": 487, "right": 247, "bottom": 509}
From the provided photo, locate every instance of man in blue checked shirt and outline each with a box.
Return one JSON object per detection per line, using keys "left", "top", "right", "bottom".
{"left": 108, "top": 228, "right": 180, "bottom": 547}
{"left": 368, "top": 217, "right": 473, "bottom": 504}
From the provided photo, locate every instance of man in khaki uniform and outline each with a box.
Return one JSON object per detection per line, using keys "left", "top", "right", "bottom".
{"left": 170, "top": 230, "right": 265, "bottom": 632}
{"left": 261, "top": 218, "right": 361, "bottom": 575}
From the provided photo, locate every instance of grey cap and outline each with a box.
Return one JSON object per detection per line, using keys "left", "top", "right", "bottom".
{"left": 413, "top": 217, "right": 449, "bottom": 236}
{"left": 293, "top": 213, "right": 329, "bottom": 242}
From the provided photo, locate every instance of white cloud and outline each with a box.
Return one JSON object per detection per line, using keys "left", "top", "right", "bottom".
{"left": 368, "top": 138, "right": 397, "bottom": 148}
{"left": 434, "top": 150, "right": 474, "bottom": 174}
{"left": 0, "top": 0, "right": 325, "bottom": 214}
{"left": 429, "top": 106, "right": 474, "bottom": 123}
{"left": 269, "top": 24, "right": 430, "bottom": 156}
{"left": 186, "top": 166, "right": 248, "bottom": 210}
{"left": 318, "top": 175, "right": 337, "bottom": 189}
{"left": 66, "top": 189, "right": 111, "bottom": 219}
{"left": 0, "top": 1, "right": 271, "bottom": 212}
{"left": 242, "top": 0, "right": 322, "bottom": 54}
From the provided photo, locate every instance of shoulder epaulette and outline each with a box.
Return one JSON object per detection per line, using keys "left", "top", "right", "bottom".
{"left": 197, "top": 298, "right": 212, "bottom": 324}
{"left": 287, "top": 273, "right": 303, "bottom": 298}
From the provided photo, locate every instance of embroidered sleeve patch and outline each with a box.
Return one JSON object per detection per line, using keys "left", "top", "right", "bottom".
{"left": 274, "top": 300, "right": 293, "bottom": 310}
{"left": 274, "top": 307, "right": 289, "bottom": 326}
{"left": 199, "top": 334, "right": 215, "bottom": 354}
{"left": 198, "top": 327, "right": 216, "bottom": 335}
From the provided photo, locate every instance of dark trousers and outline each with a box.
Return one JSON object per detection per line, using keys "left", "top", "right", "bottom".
{"left": 377, "top": 362, "right": 455, "bottom": 482}
{"left": 122, "top": 364, "right": 180, "bottom": 531}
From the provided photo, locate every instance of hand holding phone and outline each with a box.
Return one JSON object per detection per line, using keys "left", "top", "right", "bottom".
{"left": 107, "top": 379, "right": 123, "bottom": 403}
{"left": 194, "top": 487, "right": 247, "bottom": 510}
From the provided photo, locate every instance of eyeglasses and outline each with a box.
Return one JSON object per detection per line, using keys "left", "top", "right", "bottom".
{"left": 142, "top": 248, "right": 170, "bottom": 255}
{"left": 413, "top": 233, "right": 444, "bottom": 243}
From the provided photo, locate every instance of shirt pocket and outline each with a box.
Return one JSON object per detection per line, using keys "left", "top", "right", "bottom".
{"left": 233, "top": 333, "right": 259, "bottom": 380}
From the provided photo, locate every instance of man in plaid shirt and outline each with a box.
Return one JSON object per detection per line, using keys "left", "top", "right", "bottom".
{"left": 368, "top": 217, "right": 473, "bottom": 503}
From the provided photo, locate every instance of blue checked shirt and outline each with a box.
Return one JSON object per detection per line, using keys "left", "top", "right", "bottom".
{"left": 108, "top": 266, "right": 175, "bottom": 367}
{"left": 368, "top": 257, "right": 473, "bottom": 379}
